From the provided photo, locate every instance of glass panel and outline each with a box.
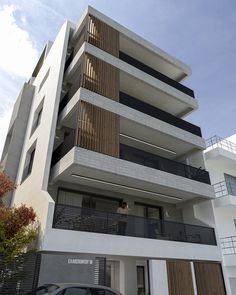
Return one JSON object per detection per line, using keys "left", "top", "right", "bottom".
{"left": 94, "top": 197, "right": 119, "bottom": 213}
{"left": 58, "top": 190, "right": 83, "bottom": 207}
{"left": 147, "top": 207, "right": 160, "bottom": 219}
{"left": 133, "top": 204, "right": 146, "bottom": 218}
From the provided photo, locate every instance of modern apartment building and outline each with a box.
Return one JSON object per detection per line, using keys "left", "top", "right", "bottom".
{"left": 1, "top": 6, "right": 227, "bottom": 295}
{"left": 205, "top": 134, "right": 236, "bottom": 295}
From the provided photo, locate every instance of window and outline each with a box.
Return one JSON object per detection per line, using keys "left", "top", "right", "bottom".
{"left": 63, "top": 287, "right": 87, "bottom": 295}
{"left": 31, "top": 106, "right": 43, "bottom": 135}
{"left": 22, "top": 146, "right": 36, "bottom": 182}
{"left": 225, "top": 174, "right": 236, "bottom": 196}
{"left": 38, "top": 68, "right": 50, "bottom": 92}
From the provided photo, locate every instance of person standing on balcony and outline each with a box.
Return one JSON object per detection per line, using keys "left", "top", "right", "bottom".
{"left": 117, "top": 201, "right": 129, "bottom": 235}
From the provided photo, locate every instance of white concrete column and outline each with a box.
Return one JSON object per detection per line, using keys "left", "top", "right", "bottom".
{"left": 221, "top": 264, "right": 232, "bottom": 295}
{"left": 119, "top": 258, "right": 137, "bottom": 295}
{"left": 149, "top": 260, "right": 169, "bottom": 295}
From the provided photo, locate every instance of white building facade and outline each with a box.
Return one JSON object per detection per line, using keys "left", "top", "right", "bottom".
{"left": 1, "top": 6, "right": 227, "bottom": 295}
{"left": 205, "top": 134, "right": 236, "bottom": 295}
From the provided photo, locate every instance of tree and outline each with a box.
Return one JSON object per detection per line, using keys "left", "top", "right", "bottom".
{"left": 0, "top": 170, "right": 15, "bottom": 207}
{"left": 0, "top": 169, "right": 37, "bottom": 261}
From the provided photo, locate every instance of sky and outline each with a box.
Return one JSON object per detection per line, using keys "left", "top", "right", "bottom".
{"left": 0, "top": 0, "right": 236, "bottom": 157}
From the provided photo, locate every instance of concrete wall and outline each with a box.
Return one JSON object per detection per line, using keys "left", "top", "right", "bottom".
{"left": 1, "top": 83, "right": 35, "bottom": 206}
{"left": 38, "top": 253, "right": 96, "bottom": 286}
{"left": 42, "top": 227, "right": 221, "bottom": 262}
{"left": 12, "top": 21, "right": 72, "bottom": 237}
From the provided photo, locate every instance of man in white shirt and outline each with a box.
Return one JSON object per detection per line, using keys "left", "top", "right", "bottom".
{"left": 117, "top": 202, "right": 128, "bottom": 235}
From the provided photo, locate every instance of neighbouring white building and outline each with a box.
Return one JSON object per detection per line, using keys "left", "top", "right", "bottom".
{"left": 1, "top": 6, "right": 228, "bottom": 295}
{"left": 205, "top": 134, "right": 236, "bottom": 295}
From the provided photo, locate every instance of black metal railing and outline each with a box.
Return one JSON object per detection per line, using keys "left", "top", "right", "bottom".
{"left": 206, "top": 135, "right": 236, "bottom": 154}
{"left": 213, "top": 180, "right": 236, "bottom": 198}
{"left": 53, "top": 204, "right": 216, "bottom": 245}
{"left": 221, "top": 236, "right": 236, "bottom": 255}
{"left": 119, "top": 51, "right": 195, "bottom": 98}
{"left": 120, "top": 92, "right": 201, "bottom": 136}
{"left": 120, "top": 144, "right": 210, "bottom": 184}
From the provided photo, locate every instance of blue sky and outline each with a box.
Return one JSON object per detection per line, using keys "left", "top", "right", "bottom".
{"left": 0, "top": 0, "right": 236, "bottom": 156}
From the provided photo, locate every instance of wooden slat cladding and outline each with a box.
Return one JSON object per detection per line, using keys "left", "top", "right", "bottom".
{"left": 86, "top": 15, "right": 119, "bottom": 57}
{"left": 194, "top": 262, "right": 226, "bottom": 295}
{"left": 82, "top": 53, "right": 119, "bottom": 101}
{"left": 77, "top": 101, "right": 119, "bottom": 157}
{"left": 167, "top": 260, "right": 194, "bottom": 295}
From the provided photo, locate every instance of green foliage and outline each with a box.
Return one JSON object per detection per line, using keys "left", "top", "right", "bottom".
{"left": 0, "top": 205, "right": 37, "bottom": 262}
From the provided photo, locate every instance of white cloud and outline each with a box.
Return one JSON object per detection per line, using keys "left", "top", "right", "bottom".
{"left": 0, "top": 4, "right": 39, "bottom": 78}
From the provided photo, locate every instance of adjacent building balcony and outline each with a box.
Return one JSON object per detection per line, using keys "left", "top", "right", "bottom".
{"left": 221, "top": 236, "right": 236, "bottom": 255}
{"left": 53, "top": 203, "right": 216, "bottom": 245}
{"left": 220, "top": 236, "right": 236, "bottom": 266}
{"left": 206, "top": 135, "right": 236, "bottom": 155}
{"left": 213, "top": 180, "right": 236, "bottom": 198}
{"left": 205, "top": 135, "right": 236, "bottom": 170}
{"left": 213, "top": 180, "right": 236, "bottom": 208}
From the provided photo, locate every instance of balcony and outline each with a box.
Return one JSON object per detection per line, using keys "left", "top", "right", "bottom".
{"left": 220, "top": 236, "right": 236, "bottom": 266}
{"left": 205, "top": 135, "right": 236, "bottom": 171}
{"left": 213, "top": 180, "right": 236, "bottom": 198}
{"left": 119, "top": 51, "right": 194, "bottom": 98}
{"left": 120, "top": 92, "right": 201, "bottom": 137}
{"left": 120, "top": 144, "right": 210, "bottom": 184}
{"left": 221, "top": 236, "right": 236, "bottom": 255}
{"left": 206, "top": 135, "right": 236, "bottom": 154}
{"left": 212, "top": 180, "right": 236, "bottom": 208}
{"left": 53, "top": 204, "right": 216, "bottom": 245}
{"left": 59, "top": 86, "right": 201, "bottom": 138}
{"left": 51, "top": 136, "right": 210, "bottom": 185}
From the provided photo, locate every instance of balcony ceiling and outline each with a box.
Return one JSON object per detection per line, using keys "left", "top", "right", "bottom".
{"left": 120, "top": 71, "right": 195, "bottom": 117}
{"left": 120, "top": 34, "right": 191, "bottom": 82}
